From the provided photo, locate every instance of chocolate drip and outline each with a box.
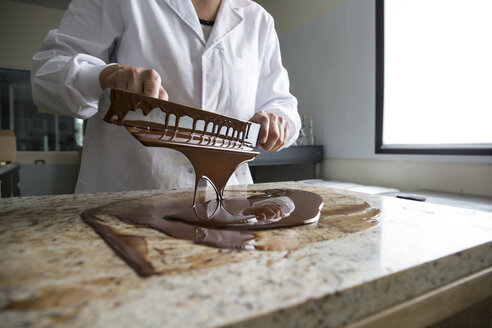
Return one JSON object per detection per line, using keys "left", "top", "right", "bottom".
{"left": 103, "top": 89, "right": 254, "bottom": 149}
{"left": 102, "top": 89, "right": 259, "bottom": 202}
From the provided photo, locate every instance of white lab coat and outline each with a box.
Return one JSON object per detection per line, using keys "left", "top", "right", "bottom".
{"left": 32, "top": 0, "right": 300, "bottom": 194}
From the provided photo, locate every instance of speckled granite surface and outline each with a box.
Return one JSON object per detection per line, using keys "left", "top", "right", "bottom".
{"left": 1, "top": 182, "right": 491, "bottom": 327}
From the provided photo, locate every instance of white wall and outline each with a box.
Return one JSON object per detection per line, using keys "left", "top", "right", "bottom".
{"left": 258, "top": 0, "right": 492, "bottom": 196}
{"left": 278, "top": 0, "right": 376, "bottom": 160}
{"left": 0, "top": 0, "right": 64, "bottom": 69}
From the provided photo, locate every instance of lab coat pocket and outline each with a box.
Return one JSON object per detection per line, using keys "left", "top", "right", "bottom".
{"left": 218, "top": 53, "right": 258, "bottom": 120}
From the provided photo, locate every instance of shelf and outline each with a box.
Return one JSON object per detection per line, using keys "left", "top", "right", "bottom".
{"left": 249, "top": 145, "right": 324, "bottom": 167}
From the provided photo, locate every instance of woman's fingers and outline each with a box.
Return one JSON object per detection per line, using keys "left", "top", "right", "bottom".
{"left": 272, "top": 119, "right": 289, "bottom": 151}
{"left": 263, "top": 116, "right": 280, "bottom": 150}
{"left": 142, "top": 69, "right": 161, "bottom": 98}
{"left": 158, "top": 86, "right": 169, "bottom": 100}
{"left": 99, "top": 64, "right": 168, "bottom": 100}
{"left": 249, "top": 111, "right": 290, "bottom": 151}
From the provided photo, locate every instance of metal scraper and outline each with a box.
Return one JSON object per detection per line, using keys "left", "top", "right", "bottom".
{"left": 98, "top": 88, "right": 261, "bottom": 148}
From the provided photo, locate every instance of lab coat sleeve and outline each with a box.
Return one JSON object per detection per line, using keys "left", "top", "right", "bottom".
{"left": 31, "top": 0, "right": 124, "bottom": 119}
{"left": 254, "top": 17, "right": 301, "bottom": 148}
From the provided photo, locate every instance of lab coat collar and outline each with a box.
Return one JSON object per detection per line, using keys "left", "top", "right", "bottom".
{"left": 204, "top": 0, "right": 251, "bottom": 52}
{"left": 164, "top": 0, "right": 205, "bottom": 43}
{"left": 164, "top": 0, "right": 252, "bottom": 50}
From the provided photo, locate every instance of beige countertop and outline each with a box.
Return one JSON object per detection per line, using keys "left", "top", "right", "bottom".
{"left": 1, "top": 181, "right": 491, "bottom": 327}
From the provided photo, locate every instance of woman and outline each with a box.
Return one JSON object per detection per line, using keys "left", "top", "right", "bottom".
{"left": 32, "top": 0, "right": 300, "bottom": 193}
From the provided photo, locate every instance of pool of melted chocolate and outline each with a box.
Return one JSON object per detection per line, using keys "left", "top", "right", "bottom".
{"left": 82, "top": 189, "right": 323, "bottom": 274}
{"left": 82, "top": 188, "right": 379, "bottom": 277}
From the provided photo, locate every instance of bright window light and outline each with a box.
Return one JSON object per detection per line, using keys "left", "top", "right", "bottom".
{"left": 382, "top": 0, "right": 492, "bottom": 148}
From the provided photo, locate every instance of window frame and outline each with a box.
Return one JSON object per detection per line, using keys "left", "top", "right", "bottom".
{"left": 375, "top": 0, "right": 492, "bottom": 156}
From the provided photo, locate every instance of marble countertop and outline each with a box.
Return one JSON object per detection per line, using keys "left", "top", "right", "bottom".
{"left": 1, "top": 181, "right": 491, "bottom": 327}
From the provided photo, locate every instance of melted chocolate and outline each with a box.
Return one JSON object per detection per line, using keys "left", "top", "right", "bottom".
{"left": 165, "top": 189, "right": 322, "bottom": 229}
{"left": 82, "top": 189, "right": 324, "bottom": 276}
{"left": 82, "top": 89, "right": 377, "bottom": 277}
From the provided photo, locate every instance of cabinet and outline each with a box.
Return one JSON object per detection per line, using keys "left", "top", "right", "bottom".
{"left": 0, "top": 163, "right": 20, "bottom": 197}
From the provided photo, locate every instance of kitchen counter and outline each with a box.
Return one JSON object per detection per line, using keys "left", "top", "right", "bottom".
{"left": 1, "top": 181, "right": 491, "bottom": 327}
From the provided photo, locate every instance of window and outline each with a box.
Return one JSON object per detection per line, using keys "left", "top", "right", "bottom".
{"left": 0, "top": 67, "right": 84, "bottom": 151}
{"left": 376, "top": 0, "right": 492, "bottom": 155}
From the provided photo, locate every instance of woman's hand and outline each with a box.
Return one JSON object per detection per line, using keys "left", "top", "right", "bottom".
{"left": 99, "top": 64, "right": 169, "bottom": 100}
{"left": 250, "top": 111, "right": 290, "bottom": 151}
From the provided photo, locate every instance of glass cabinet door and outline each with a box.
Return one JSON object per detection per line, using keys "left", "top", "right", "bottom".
{"left": 0, "top": 67, "right": 84, "bottom": 152}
